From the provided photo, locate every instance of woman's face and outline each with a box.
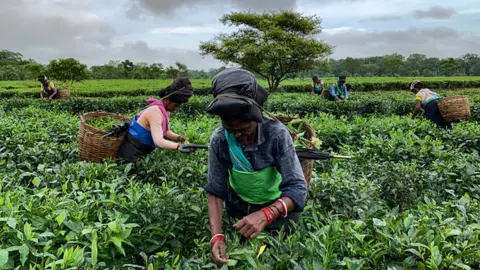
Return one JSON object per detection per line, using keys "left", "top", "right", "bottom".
{"left": 222, "top": 119, "right": 257, "bottom": 145}
{"left": 164, "top": 99, "right": 181, "bottom": 112}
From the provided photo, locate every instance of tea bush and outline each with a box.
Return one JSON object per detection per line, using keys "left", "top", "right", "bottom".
{"left": 1, "top": 106, "right": 479, "bottom": 269}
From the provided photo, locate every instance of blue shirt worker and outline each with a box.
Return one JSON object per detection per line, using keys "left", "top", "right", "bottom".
{"left": 327, "top": 75, "right": 348, "bottom": 101}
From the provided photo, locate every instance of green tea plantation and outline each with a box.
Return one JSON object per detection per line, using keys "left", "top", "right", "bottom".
{"left": 0, "top": 79, "right": 479, "bottom": 269}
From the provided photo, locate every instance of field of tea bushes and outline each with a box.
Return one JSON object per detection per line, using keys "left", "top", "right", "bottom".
{"left": 2, "top": 77, "right": 480, "bottom": 98}
{"left": 0, "top": 80, "right": 479, "bottom": 269}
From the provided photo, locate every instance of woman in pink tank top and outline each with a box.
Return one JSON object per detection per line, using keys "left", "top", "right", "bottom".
{"left": 117, "top": 77, "right": 196, "bottom": 162}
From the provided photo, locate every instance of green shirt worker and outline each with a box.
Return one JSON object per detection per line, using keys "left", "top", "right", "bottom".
{"left": 204, "top": 68, "right": 307, "bottom": 265}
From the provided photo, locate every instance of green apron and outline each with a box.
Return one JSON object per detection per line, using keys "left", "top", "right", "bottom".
{"left": 225, "top": 130, "right": 282, "bottom": 205}
{"left": 313, "top": 83, "right": 323, "bottom": 94}
{"left": 334, "top": 83, "right": 346, "bottom": 98}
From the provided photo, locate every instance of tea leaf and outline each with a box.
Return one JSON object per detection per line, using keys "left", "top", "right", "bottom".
{"left": 373, "top": 218, "right": 386, "bottom": 227}
{"left": 6, "top": 218, "right": 17, "bottom": 229}
{"left": 227, "top": 259, "right": 238, "bottom": 266}
{"left": 446, "top": 229, "right": 461, "bottom": 237}
{"left": 406, "top": 248, "right": 423, "bottom": 259}
{"left": 107, "top": 221, "right": 118, "bottom": 232}
{"left": 56, "top": 211, "right": 67, "bottom": 225}
{"left": 19, "top": 244, "right": 29, "bottom": 266}
{"left": 92, "top": 232, "right": 98, "bottom": 267}
{"left": 468, "top": 223, "right": 480, "bottom": 230}
{"left": 0, "top": 249, "right": 8, "bottom": 268}
{"left": 23, "top": 223, "right": 33, "bottom": 240}
{"left": 257, "top": 245, "right": 267, "bottom": 258}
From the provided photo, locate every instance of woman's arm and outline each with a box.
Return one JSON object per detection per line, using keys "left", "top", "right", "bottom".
{"left": 148, "top": 110, "right": 180, "bottom": 150}
{"left": 164, "top": 130, "right": 185, "bottom": 142}
{"left": 208, "top": 194, "right": 224, "bottom": 236}
{"left": 48, "top": 88, "right": 58, "bottom": 99}
{"left": 412, "top": 100, "right": 422, "bottom": 119}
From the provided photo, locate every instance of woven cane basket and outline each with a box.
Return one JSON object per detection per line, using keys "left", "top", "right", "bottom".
{"left": 78, "top": 112, "right": 129, "bottom": 163}
{"left": 273, "top": 114, "right": 316, "bottom": 187}
{"left": 58, "top": 88, "right": 70, "bottom": 99}
{"left": 437, "top": 95, "right": 471, "bottom": 122}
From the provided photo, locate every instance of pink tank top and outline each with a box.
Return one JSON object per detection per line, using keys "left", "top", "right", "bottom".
{"left": 138, "top": 98, "right": 169, "bottom": 133}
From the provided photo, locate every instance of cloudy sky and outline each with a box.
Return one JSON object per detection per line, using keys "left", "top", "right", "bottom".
{"left": 1, "top": 0, "right": 479, "bottom": 69}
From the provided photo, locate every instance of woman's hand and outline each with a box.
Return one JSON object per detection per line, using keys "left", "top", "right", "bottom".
{"left": 233, "top": 210, "right": 268, "bottom": 239}
{"left": 177, "top": 144, "right": 197, "bottom": 153}
{"left": 176, "top": 135, "right": 187, "bottom": 143}
{"left": 211, "top": 240, "right": 229, "bottom": 265}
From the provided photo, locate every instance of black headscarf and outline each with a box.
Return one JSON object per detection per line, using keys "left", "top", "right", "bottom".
{"left": 158, "top": 77, "right": 194, "bottom": 104}
{"left": 206, "top": 68, "right": 269, "bottom": 122}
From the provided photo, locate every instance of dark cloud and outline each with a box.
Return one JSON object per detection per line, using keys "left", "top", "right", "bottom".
{"left": 323, "top": 27, "right": 479, "bottom": 59}
{"left": 414, "top": 6, "right": 456, "bottom": 19}
{"left": 0, "top": 0, "right": 222, "bottom": 69}
{"left": 125, "top": 0, "right": 297, "bottom": 19}
{"left": 0, "top": 0, "right": 115, "bottom": 56}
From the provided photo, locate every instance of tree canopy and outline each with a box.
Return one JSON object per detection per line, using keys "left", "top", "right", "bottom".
{"left": 199, "top": 11, "right": 332, "bottom": 91}
{"left": 47, "top": 58, "right": 88, "bottom": 87}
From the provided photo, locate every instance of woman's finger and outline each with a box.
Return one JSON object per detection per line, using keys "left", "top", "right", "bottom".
{"left": 233, "top": 219, "right": 245, "bottom": 229}
{"left": 243, "top": 227, "right": 257, "bottom": 238}
{"left": 237, "top": 223, "right": 251, "bottom": 236}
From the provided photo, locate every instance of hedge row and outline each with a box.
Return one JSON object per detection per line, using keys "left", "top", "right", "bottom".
{"left": 2, "top": 80, "right": 480, "bottom": 98}
{"left": 2, "top": 94, "right": 479, "bottom": 121}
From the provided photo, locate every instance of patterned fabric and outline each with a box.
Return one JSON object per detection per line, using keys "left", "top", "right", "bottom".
{"left": 41, "top": 82, "right": 56, "bottom": 95}
{"left": 415, "top": 88, "right": 442, "bottom": 107}
{"left": 205, "top": 116, "right": 307, "bottom": 211}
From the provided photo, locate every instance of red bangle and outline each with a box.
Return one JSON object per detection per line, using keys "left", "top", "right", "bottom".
{"left": 210, "top": 234, "right": 225, "bottom": 248}
{"left": 262, "top": 207, "right": 274, "bottom": 225}
{"left": 268, "top": 206, "right": 278, "bottom": 221}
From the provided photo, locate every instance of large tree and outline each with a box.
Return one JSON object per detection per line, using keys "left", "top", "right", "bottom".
{"left": 47, "top": 58, "right": 88, "bottom": 87}
{"left": 199, "top": 11, "right": 332, "bottom": 91}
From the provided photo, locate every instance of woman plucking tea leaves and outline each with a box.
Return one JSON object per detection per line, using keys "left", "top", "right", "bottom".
{"left": 203, "top": 68, "right": 307, "bottom": 265}
{"left": 116, "top": 77, "right": 195, "bottom": 162}
{"left": 410, "top": 80, "right": 451, "bottom": 128}
{"left": 38, "top": 75, "right": 60, "bottom": 100}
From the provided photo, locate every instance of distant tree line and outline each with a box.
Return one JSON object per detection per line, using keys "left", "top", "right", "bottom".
{"left": 301, "top": 53, "right": 480, "bottom": 78}
{"left": 1, "top": 49, "right": 480, "bottom": 82}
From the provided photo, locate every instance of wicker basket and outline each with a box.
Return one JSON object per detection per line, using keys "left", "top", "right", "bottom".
{"left": 78, "top": 112, "right": 130, "bottom": 163}
{"left": 437, "top": 95, "right": 471, "bottom": 122}
{"left": 58, "top": 88, "right": 70, "bottom": 99}
{"left": 273, "top": 114, "right": 316, "bottom": 187}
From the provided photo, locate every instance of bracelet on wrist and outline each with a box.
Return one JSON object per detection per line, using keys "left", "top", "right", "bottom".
{"left": 261, "top": 207, "right": 274, "bottom": 225}
{"left": 210, "top": 234, "right": 225, "bottom": 248}
{"left": 276, "top": 199, "right": 288, "bottom": 218}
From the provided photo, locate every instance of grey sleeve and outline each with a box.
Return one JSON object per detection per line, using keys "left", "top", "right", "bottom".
{"left": 204, "top": 132, "right": 230, "bottom": 200}
{"left": 274, "top": 127, "right": 308, "bottom": 211}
